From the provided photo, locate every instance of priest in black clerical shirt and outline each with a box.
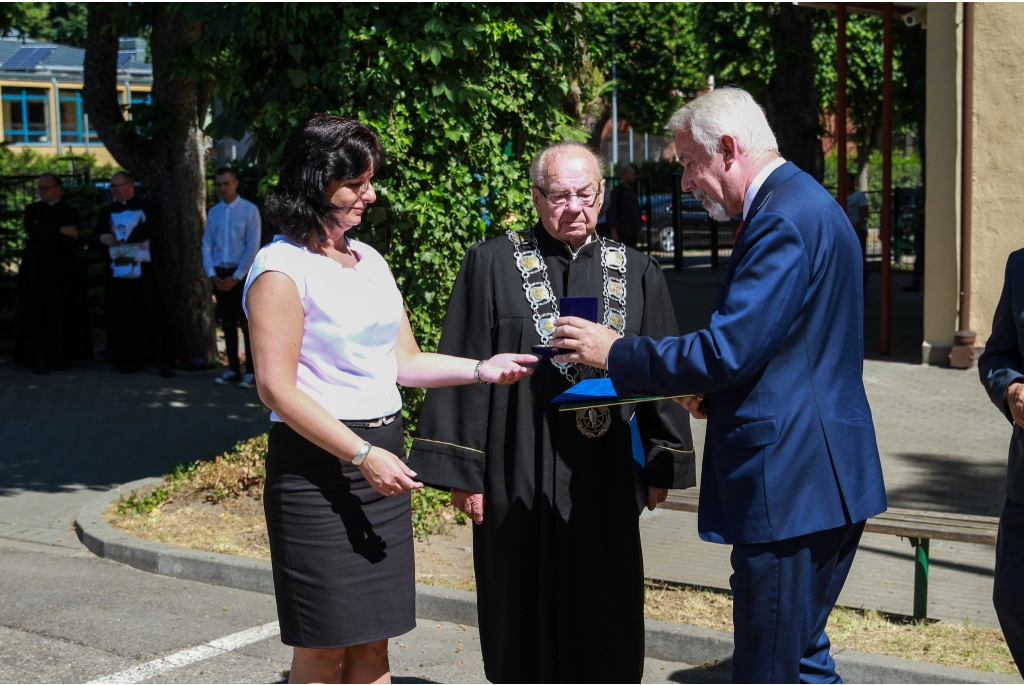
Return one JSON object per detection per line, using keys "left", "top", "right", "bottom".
{"left": 13, "top": 173, "right": 92, "bottom": 374}
{"left": 408, "top": 142, "right": 695, "bottom": 683}
{"left": 97, "top": 171, "right": 172, "bottom": 376}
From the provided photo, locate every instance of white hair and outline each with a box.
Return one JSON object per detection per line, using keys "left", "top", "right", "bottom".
{"left": 529, "top": 141, "right": 605, "bottom": 188}
{"left": 666, "top": 87, "right": 779, "bottom": 159}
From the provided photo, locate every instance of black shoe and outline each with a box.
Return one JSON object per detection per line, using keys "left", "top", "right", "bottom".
{"left": 32, "top": 364, "right": 48, "bottom": 376}
{"left": 118, "top": 363, "right": 141, "bottom": 375}
{"left": 159, "top": 367, "right": 176, "bottom": 378}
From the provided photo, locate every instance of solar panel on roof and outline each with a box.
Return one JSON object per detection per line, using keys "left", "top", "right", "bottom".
{"left": 117, "top": 51, "right": 134, "bottom": 69}
{"left": 1, "top": 47, "right": 56, "bottom": 71}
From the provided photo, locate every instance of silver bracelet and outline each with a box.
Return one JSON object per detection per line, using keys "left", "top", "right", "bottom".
{"left": 350, "top": 441, "right": 371, "bottom": 466}
{"left": 474, "top": 360, "right": 490, "bottom": 384}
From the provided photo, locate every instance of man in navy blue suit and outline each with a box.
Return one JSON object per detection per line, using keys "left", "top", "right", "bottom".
{"left": 552, "top": 87, "right": 887, "bottom": 683}
{"left": 979, "top": 249, "right": 1024, "bottom": 672}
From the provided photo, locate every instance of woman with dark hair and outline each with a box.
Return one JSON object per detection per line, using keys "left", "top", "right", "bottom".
{"left": 243, "top": 113, "right": 535, "bottom": 684}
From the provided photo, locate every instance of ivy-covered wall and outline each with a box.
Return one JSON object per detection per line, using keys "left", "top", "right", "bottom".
{"left": 210, "top": 5, "right": 591, "bottom": 428}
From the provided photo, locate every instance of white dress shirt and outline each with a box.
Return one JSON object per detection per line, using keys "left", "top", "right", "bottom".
{"left": 202, "top": 196, "right": 262, "bottom": 280}
{"left": 742, "top": 157, "right": 787, "bottom": 221}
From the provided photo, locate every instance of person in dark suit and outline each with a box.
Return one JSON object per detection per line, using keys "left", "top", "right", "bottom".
{"left": 979, "top": 248, "right": 1024, "bottom": 672}
{"left": 552, "top": 87, "right": 887, "bottom": 683}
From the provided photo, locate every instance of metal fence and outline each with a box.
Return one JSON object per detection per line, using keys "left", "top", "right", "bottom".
{"left": 0, "top": 170, "right": 268, "bottom": 317}
{"left": 610, "top": 174, "right": 921, "bottom": 271}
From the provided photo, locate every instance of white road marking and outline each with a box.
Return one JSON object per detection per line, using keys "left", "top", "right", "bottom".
{"left": 88, "top": 621, "right": 280, "bottom": 684}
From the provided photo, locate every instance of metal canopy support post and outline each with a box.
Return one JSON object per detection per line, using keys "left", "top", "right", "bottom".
{"left": 959, "top": 2, "right": 975, "bottom": 336}
{"left": 910, "top": 537, "right": 930, "bottom": 620}
{"left": 837, "top": 4, "right": 847, "bottom": 210}
{"left": 880, "top": 2, "right": 894, "bottom": 356}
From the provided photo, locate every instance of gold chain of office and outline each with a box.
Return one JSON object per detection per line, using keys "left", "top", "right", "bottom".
{"left": 506, "top": 228, "right": 627, "bottom": 438}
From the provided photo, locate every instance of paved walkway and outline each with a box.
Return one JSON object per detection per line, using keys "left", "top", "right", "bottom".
{"left": 0, "top": 363, "right": 268, "bottom": 552}
{"left": 651, "top": 267, "right": 1010, "bottom": 627}
{"left": 0, "top": 262, "right": 1012, "bottom": 639}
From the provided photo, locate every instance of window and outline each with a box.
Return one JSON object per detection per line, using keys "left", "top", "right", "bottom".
{"left": 2, "top": 87, "right": 50, "bottom": 144}
{"left": 58, "top": 89, "right": 99, "bottom": 145}
{"left": 130, "top": 91, "right": 152, "bottom": 106}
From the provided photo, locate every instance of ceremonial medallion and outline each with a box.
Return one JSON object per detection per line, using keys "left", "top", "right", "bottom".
{"left": 602, "top": 249, "right": 626, "bottom": 269}
{"left": 526, "top": 283, "right": 553, "bottom": 306}
{"left": 536, "top": 313, "right": 558, "bottom": 338}
{"left": 607, "top": 278, "right": 627, "bottom": 302}
{"left": 576, "top": 406, "right": 612, "bottom": 438}
{"left": 517, "top": 251, "right": 543, "bottom": 274}
{"left": 604, "top": 310, "right": 625, "bottom": 332}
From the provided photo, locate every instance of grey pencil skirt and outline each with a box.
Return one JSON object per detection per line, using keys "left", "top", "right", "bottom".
{"left": 264, "top": 418, "right": 415, "bottom": 649}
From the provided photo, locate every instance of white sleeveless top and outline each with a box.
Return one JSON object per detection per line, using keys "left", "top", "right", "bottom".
{"left": 243, "top": 237, "right": 404, "bottom": 421}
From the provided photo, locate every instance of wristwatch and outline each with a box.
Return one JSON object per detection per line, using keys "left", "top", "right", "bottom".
{"left": 351, "top": 441, "right": 371, "bottom": 466}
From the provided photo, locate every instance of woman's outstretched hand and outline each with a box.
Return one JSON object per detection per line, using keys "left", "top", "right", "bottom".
{"left": 477, "top": 354, "right": 537, "bottom": 385}
{"left": 358, "top": 447, "right": 422, "bottom": 497}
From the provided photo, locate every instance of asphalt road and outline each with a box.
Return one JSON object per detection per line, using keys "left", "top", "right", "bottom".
{"left": 0, "top": 538, "right": 720, "bottom": 684}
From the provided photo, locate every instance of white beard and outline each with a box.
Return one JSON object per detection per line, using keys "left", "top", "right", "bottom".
{"left": 694, "top": 188, "right": 730, "bottom": 222}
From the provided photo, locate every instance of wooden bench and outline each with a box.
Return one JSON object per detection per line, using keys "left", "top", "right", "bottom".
{"left": 661, "top": 489, "right": 1000, "bottom": 620}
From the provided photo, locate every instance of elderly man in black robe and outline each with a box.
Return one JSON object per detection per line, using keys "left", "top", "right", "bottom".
{"left": 13, "top": 173, "right": 92, "bottom": 374}
{"left": 408, "top": 141, "right": 695, "bottom": 683}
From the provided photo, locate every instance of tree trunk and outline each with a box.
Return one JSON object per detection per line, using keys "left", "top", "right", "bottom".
{"left": 765, "top": 4, "right": 824, "bottom": 182}
{"left": 83, "top": 4, "right": 215, "bottom": 362}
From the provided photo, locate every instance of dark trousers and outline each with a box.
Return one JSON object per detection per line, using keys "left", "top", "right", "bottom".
{"left": 214, "top": 267, "right": 252, "bottom": 374}
{"left": 995, "top": 498, "right": 1024, "bottom": 672}
{"left": 730, "top": 521, "right": 865, "bottom": 684}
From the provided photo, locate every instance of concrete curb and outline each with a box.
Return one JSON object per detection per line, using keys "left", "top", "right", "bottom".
{"left": 77, "top": 481, "right": 1021, "bottom": 684}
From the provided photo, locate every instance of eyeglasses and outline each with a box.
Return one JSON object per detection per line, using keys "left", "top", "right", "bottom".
{"left": 110, "top": 181, "right": 131, "bottom": 188}
{"left": 535, "top": 185, "right": 600, "bottom": 208}
{"left": 37, "top": 185, "right": 57, "bottom": 191}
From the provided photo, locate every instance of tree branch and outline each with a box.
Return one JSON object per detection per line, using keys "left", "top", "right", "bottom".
{"left": 83, "top": 4, "right": 144, "bottom": 172}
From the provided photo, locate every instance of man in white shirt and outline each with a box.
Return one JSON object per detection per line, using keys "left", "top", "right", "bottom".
{"left": 202, "top": 168, "right": 261, "bottom": 388}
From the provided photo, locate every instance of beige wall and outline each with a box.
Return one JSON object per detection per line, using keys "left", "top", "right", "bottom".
{"left": 922, "top": 2, "right": 962, "bottom": 362}
{"left": 968, "top": 2, "right": 1024, "bottom": 343}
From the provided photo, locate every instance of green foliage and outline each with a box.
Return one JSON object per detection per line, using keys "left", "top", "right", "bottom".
{"left": 0, "top": 148, "right": 120, "bottom": 178}
{"left": 208, "top": 4, "right": 589, "bottom": 431}
{"left": 0, "top": 2, "right": 90, "bottom": 47}
{"left": 581, "top": 3, "right": 706, "bottom": 133}
{"left": 410, "top": 487, "right": 467, "bottom": 540}
{"left": 116, "top": 462, "right": 199, "bottom": 515}
{"left": 696, "top": 3, "right": 773, "bottom": 103}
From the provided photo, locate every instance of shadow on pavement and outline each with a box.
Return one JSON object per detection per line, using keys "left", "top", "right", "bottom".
{"left": 666, "top": 658, "right": 733, "bottom": 683}
{"left": 883, "top": 451, "right": 1007, "bottom": 517}
{"left": 0, "top": 362, "right": 269, "bottom": 496}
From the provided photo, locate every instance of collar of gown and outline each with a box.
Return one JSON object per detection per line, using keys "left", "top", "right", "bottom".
{"left": 534, "top": 222, "right": 598, "bottom": 261}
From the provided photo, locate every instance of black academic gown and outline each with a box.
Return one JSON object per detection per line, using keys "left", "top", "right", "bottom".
{"left": 408, "top": 224, "right": 696, "bottom": 684}
{"left": 98, "top": 197, "right": 167, "bottom": 370}
{"left": 13, "top": 199, "right": 92, "bottom": 368}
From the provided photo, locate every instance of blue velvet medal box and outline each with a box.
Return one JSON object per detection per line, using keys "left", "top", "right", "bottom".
{"left": 531, "top": 296, "right": 599, "bottom": 359}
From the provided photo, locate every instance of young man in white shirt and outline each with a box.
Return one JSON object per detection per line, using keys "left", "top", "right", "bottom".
{"left": 202, "top": 167, "right": 262, "bottom": 388}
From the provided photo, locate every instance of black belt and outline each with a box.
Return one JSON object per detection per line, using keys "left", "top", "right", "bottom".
{"left": 341, "top": 412, "right": 399, "bottom": 429}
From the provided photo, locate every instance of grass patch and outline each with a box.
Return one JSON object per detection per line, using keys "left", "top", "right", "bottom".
{"left": 643, "top": 581, "right": 1018, "bottom": 676}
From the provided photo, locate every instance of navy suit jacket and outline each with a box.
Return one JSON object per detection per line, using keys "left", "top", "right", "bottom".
{"left": 609, "top": 162, "right": 887, "bottom": 545}
{"left": 978, "top": 248, "right": 1024, "bottom": 506}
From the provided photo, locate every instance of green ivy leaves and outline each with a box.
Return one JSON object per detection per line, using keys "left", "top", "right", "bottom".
{"left": 209, "top": 4, "right": 587, "bottom": 435}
